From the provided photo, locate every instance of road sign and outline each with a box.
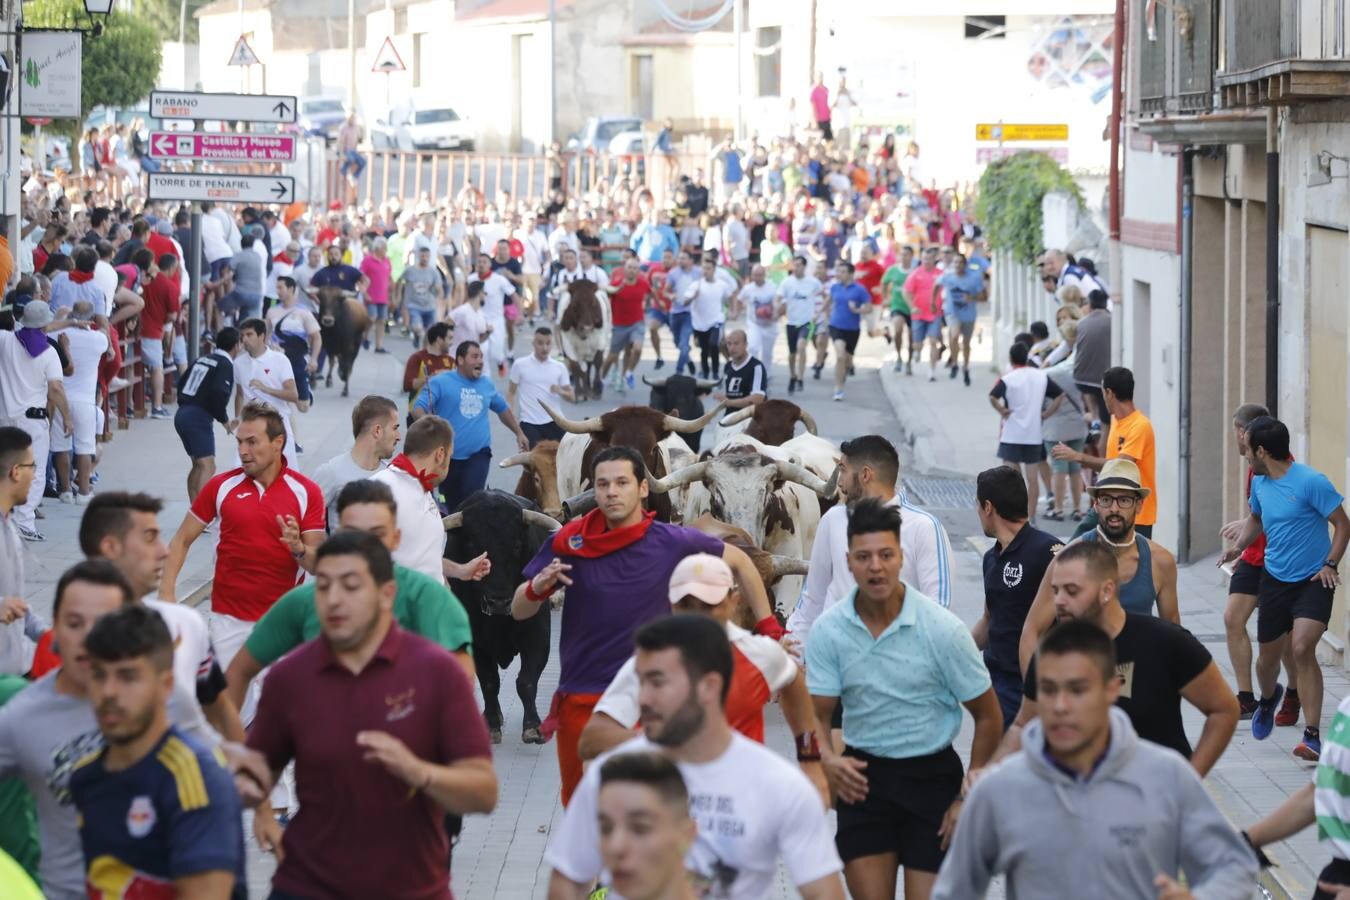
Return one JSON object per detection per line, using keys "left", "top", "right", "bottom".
{"left": 150, "top": 91, "right": 297, "bottom": 124}
{"left": 148, "top": 131, "right": 296, "bottom": 162}
{"left": 147, "top": 172, "right": 295, "bottom": 204}
{"left": 975, "top": 123, "right": 1070, "bottom": 142}
{"left": 372, "top": 37, "right": 406, "bottom": 73}
{"left": 228, "top": 36, "right": 261, "bottom": 67}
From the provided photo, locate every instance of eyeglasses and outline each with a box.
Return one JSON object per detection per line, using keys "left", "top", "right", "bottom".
{"left": 1094, "top": 494, "right": 1138, "bottom": 509}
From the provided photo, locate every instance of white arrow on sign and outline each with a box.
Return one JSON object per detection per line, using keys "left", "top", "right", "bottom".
{"left": 147, "top": 131, "right": 297, "bottom": 162}
{"left": 147, "top": 172, "right": 295, "bottom": 205}
{"left": 150, "top": 90, "right": 298, "bottom": 124}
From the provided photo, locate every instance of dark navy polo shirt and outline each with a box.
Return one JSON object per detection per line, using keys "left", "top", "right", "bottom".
{"left": 982, "top": 523, "right": 1063, "bottom": 675}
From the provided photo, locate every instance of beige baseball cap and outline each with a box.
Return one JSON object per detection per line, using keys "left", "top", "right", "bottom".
{"left": 668, "top": 553, "right": 734, "bottom": 606}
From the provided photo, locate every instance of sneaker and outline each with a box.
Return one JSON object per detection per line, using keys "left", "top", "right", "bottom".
{"left": 625, "top": 372, "right": 636, "bottom": 391}
{"left": 1275, "top": 690, "right": 1301, "bottom": 726}
{"left": 108, "top": 376, "right": 130, "bottom": 393}
{"left": 58, "top": 491, "right": 74, "bottom": 505}
{"left": 1295, "top": 729, "right": 1322, "bottom": 761}
{"left": 832, "top": 390, "right": 845, "bottom": 402}
{"left": 686, "top": 361, "right": 696, "bottom": 375}
{"left": 74, "top": 492, "right": 93, "bottom": 506}
{"left": 1251, "top": 684, "right": 1283, "bottom": 740}
{"left": 654, "top": 359, "right": 665, "bottom": 370}
{"left": 949, "top": 364, "right": 959, "bottom": 379}
{"left": 905, "top": 361, "right": 913, "bottom": 376}
{"left": 812, "top": 365, "right": 822, "bottom": 380}
{"left": 150, "top": 407, "right": 171, "bottom": 419}
{"left": 788, "top": 377, "right": 797, "bottom": 393}
{"left": 848, "top": 365, "right": 856, "bottom": 377}
{"left": 963, "top": 368, "right": 971, "bottom": 386}
{"left": 362, "top": 340, "right": 370, "bottom": 351}
{"left": 893, "top": 360, "right": 904, "bottom": 373}
{"left": 375, "top": 348, "right": 389, "bottom": 355}
{"left": 17, "top": 525, "right": 44, "bottom": 542}
{"left": 928, "top": 374, "right": 937, "bottom": 383}
{"left": 1237, "top": 692, "right": 1258, "bottom": 720}
{"left": 412, "top": 333, "right": 421, "bottom": 350}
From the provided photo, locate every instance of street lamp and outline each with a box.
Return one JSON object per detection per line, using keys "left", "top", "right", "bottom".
{"left": 83, "top": 0, "right": 114, "bottom": 38}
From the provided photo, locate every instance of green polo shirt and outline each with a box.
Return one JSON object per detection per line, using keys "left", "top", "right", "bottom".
{"left": 882, "top": 263, "right": 914, "bottom": 315}
{"left": 0, "top": 677, "right": 38, "bottom": 882}
{"left": 244, "top": 564, "right": 474, "bottom": 666}
{"left": 805, "top": 586, "right": 990, "bottom": 760}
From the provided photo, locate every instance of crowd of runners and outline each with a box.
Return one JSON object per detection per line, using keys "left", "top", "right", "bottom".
{"left": 2, "top": 111, "right": 1350, "bottom": 900}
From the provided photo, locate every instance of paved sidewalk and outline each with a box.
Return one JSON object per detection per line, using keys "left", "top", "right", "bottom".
{"left": 879, "top": 312, "right": 1332, "bottom": 899}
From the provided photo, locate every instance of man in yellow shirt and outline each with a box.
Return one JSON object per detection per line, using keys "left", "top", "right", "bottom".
{"left": 1052, "top": 366, "right": 1157, "bottom": 538}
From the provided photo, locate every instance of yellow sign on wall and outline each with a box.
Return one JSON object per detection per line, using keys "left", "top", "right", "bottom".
{"left": 975, "top": 123, "right": 1070, "bottom": 142}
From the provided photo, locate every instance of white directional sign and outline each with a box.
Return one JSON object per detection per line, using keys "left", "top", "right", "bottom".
{"left": 147, "top": 173, "right": 295, "bottom": 205}
{"left": 148, "top": 131, "right": 296, "bottom": 162}
{"left": 150, "top": 90, "right": 298, "bottom": 124}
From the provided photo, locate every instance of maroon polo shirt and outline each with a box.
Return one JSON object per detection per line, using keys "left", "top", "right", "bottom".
{"left": 248, "top": 622, "right": 491, "bottom": 900}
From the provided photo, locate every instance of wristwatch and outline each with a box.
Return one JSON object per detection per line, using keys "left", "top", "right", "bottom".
{"left": 1326, "top": 559, "right": 1340, "bottom": 571}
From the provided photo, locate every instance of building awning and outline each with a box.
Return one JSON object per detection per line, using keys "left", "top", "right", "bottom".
{"left": 1217, "top": 59, "right": 1350, "bottom": 109}
{"left": 1136, "top": 111, "right": 1267, "bottom": 144}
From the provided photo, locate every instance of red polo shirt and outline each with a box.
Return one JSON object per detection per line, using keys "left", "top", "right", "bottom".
{"left": 247, "top": 624, "right": 491, "bottom": 900}
{"left": 608, "top": 272, "right": 650, "bottom": 327}
{"left": 189, "top": 465, "right": 325, "bottom": 620}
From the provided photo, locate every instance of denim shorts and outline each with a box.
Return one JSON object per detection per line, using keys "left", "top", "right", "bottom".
{"left": 366, "top": 302, "right": 389, "bottom": 320}
{"left": 139, "top": 336, "right": 165, "bottom": 370}
{"left": 408, "top": 306, "right": 436, "bottom": 331}
{"left": 912, "top": 318, "right": 943, "bottom": 343}
{"left": 610, "top": 321, "right": 645, "bottom": 352}
{"left": 1045, "top": 438, "right": 1084, "bottom": 474}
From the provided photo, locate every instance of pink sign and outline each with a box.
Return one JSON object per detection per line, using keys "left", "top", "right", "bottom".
{"left": 148, "top": 131, "right": 296, "bottom": 162}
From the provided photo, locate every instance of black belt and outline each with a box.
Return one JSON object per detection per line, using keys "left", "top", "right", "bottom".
{"left": 24, "top": 407, "right": 47, "bottom": 420}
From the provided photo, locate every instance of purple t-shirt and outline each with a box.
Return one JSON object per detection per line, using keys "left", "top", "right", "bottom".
{"left": 523, "top": 521, "right": 724, "bottom": 694}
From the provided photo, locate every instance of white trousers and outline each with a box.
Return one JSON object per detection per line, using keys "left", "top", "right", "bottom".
{"left": 0, "top": 415, "right": 49, "bottom": 531}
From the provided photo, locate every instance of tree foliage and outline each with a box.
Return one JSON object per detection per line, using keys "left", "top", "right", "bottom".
{"left": 23, "top": 0, "right": 163, "bottom": 117}
{"left": 135, "top": 0, "right": 212, "bottom": 45}
{"left": 974, "top": 152, "right": 1085, "bottom": 265}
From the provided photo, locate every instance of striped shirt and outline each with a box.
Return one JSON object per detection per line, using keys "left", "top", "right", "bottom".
{"left": 788, "top": 490, "right": 955, "bottom": 642}
{"left": 1316, "top": 695, "right": 1350, "bottom": 861}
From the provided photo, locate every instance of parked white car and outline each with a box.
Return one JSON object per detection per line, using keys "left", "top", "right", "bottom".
{"left": 371, "top": 102, "right": 475, "bottom": 152}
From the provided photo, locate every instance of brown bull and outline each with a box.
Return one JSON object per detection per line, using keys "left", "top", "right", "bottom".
{"left": 684, "top": 513, "right": 811, "bottom": 624}
{"left": 557, "top": 280, "right": 608, "bottom": 401}
{"left": 718, "top": 399, "right": 819, "bottom": 446}
{"left": 315, "top": 286, "right": 370, "bottom": 398}
{"left": 498, "top": 440, "right": 562, "bottom": 517}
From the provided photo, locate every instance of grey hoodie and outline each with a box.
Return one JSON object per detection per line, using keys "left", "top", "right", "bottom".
{"left": 933, "top": 707, "right": 1256, "bottom": 899}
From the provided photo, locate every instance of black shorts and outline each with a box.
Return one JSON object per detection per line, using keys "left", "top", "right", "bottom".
{"left": 829, "top": 326, "right": 860, "bottom": 355}
{"left": 1257, "top": 574, "right": 1334, "bottom": 642}
{"left": 1316, "top": 859, "right": 1350, "bottom": 900}
{"left": 174, "top": 404, "right": 216, "bottom": 460}
{"left": 835, "top": 745, "right": 963, "bottom": 872}
{"left": 522, "top": 420, "right": 565, "bottom": 447}
{"left": 1228, "top": 559, "right": 1263, "bottom": 597}
{"left": 786, "top": 323, "right": 809, "bottom": 355}
{"left": 997, "top": 442, "right": 1045, "bottom": 465}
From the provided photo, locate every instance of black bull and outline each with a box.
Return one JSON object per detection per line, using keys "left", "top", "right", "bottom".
{"left": 315, "top": 287, "right": 370, "bottom": 397}
{"left": 643, "top": 373, "right": 719, "bottom": 453}
{"left": 444, "top": 489, "right": 556, "bottom": 743}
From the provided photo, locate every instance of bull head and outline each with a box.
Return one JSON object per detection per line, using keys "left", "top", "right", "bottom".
{"left": 543, "top": 401, "right": 726, "bottom": 436}
{"left": 648, "top": 457, "right": 835, "bottom": 499}
{"left": 718, "top": 403, "right": 819, "bottom": 436}
{"left": 444, "top": 509, "right": 562, "bottom": 532}
{"left": 642, "top": 375, "right": 721, "bottom": 391}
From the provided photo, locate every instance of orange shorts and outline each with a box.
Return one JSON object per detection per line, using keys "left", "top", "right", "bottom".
{"left": 548, "top": 691, "right": 603, "bottom": 806}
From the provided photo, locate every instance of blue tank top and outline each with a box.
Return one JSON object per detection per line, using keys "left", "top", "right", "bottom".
{"left": 1082, "top": 531, "right": 1156, "bottom": 615}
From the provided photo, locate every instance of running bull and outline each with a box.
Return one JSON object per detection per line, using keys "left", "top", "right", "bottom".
{"left": 315, "top": 287, "right": 369, "bottom": 398}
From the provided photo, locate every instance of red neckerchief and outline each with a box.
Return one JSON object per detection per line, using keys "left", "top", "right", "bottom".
{"left": 388, "top": 453, "right": 439, "bottom": 493}
{"left": 552, "top": 507, "right": 657, "bottom": 558}
{"left": 69, "top": 270, "right": 95, "bottom": 285}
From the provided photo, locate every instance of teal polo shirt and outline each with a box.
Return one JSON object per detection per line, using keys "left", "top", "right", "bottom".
{"left": 805, "top": 586, "right": 991, "bottom": 760}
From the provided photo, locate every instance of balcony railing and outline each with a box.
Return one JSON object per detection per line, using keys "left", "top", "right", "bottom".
{"left": 1223, "top": 0, "right": 1300, "bottom": 74}
{"left": 1136, "top": 0, "right": 1216, "bottom": 115}
{"left": 1217, "top": 0, "right": 1350, "bottom": 107}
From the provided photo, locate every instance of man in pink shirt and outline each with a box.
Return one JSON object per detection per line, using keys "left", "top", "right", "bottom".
{"left": 903, "top": 246, "right": 945, "bottom": 382}
{"left": 809, "top": 73, "right": 832, "bottom": 141}
{"left": 360, "top": 237, "right": 393, "bottom": 354}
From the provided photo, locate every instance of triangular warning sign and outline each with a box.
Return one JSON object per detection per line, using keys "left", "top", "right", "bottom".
{"left": 371, "top": 37, "right": 406, "bottom": 74}
{"left": 228, "top": 36, "right": 260, "bottom": 67}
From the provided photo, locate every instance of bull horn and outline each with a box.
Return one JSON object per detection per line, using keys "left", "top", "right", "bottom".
{"left": 695, "top": 377, "right": 721, "bottom": 390}
{"left": 718, "top": 407, "right": 755, "bottom": 427}
{"left": 561, "top": 489, "right": 597, "bottom": 520}
{"left": 647, "top": 460, "right": 710, "bottom": 494}
{"left": 543, "top": 402, "right": 604, "bottom": 434}
{"left": 821, "top": 463, "right": 841, "bottom": 499}
{"left": 662, "top": 402, "right": 725, "bottom": 434}
{"left": 641, "top": 375, "right": 668, "bottom": 388}
{"left": 442, "top": 512, "right": 464, "bottom": 530}
{"left": 770, "top": 555, "right": 811, "bottom": 578}
{"left": 773, "top": 459, "right": 831, "bottom": 497}
{"left": 522, "top": 509, "right": 562, "bottom": 532}
{"left": 797, "top": 407, "right": 819, "bottom": 435}
{"left": 499, "top": 451, "right": 534, "bottom": 469}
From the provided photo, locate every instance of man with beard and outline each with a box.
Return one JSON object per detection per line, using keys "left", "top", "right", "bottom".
{"left": 806, "top": 500, "right": 1002, "bottom": 900}
{"left": 248, "top": 531, "right": 497, "bottom": 899}
{"left": 513, "top": 447, "right": 779, "bottom": 806}
{"left": 1017, "top": 458, "right": 1179, "bottom": 672}
{"left": 935, "top": 621, "right": 1256, "bottom": 899}
{"left": 789, "top": 435, "right": 955, "bottom": 648}
{"left": 547, "top": 615, "right": 845, "bottom": 899}
{"left": 71, "top": 604, "right": 245, "bottom": 899}
{"left": 995, "top": 541, "right": 1237, "bottom": 776}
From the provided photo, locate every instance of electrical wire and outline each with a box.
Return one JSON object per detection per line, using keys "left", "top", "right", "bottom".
{"left": 650, "top": 0, "right": 734, "bottom": 33}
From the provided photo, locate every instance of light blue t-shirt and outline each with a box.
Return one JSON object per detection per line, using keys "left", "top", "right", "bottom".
{"left": 1250, "top": 462, "right": 1344, "bottom": 582}
{"left": 827, "top": 282, "right": 869, "bottom": 331}
{"left": 805, "top": 586, "right": 991, "bottom": 759}
{"left": 665, "top": 265, "right": 701, "bottom": 314}
{"left": 938, "top": 269, "right": 986, "bottom": 324}
{"left": 415, "top": 369, "right": 508, "bottom": 459}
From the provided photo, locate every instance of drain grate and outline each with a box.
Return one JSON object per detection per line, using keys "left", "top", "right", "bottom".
{"left": 902, "top": 477, "right": 980, "bottom": 510}
{"left": 1192, "top": 633, "right": 1227, "bottom": 644}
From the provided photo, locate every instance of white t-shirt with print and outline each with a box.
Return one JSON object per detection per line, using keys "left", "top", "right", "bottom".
{"left": 509, "top": 354, "right": 571, "bottom": 426}
{"left": 548, "top": 733, "right": 841, "bottom": 899}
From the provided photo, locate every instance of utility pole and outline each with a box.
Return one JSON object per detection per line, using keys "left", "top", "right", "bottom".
{"left": 348, "top": 0, "right": 358, "bottom": 114}
{"left": 548, "top": 0, "right": 556, "bottom": 143}
{"left": 733, "top": 0, "right": 742, "bottom": 140}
